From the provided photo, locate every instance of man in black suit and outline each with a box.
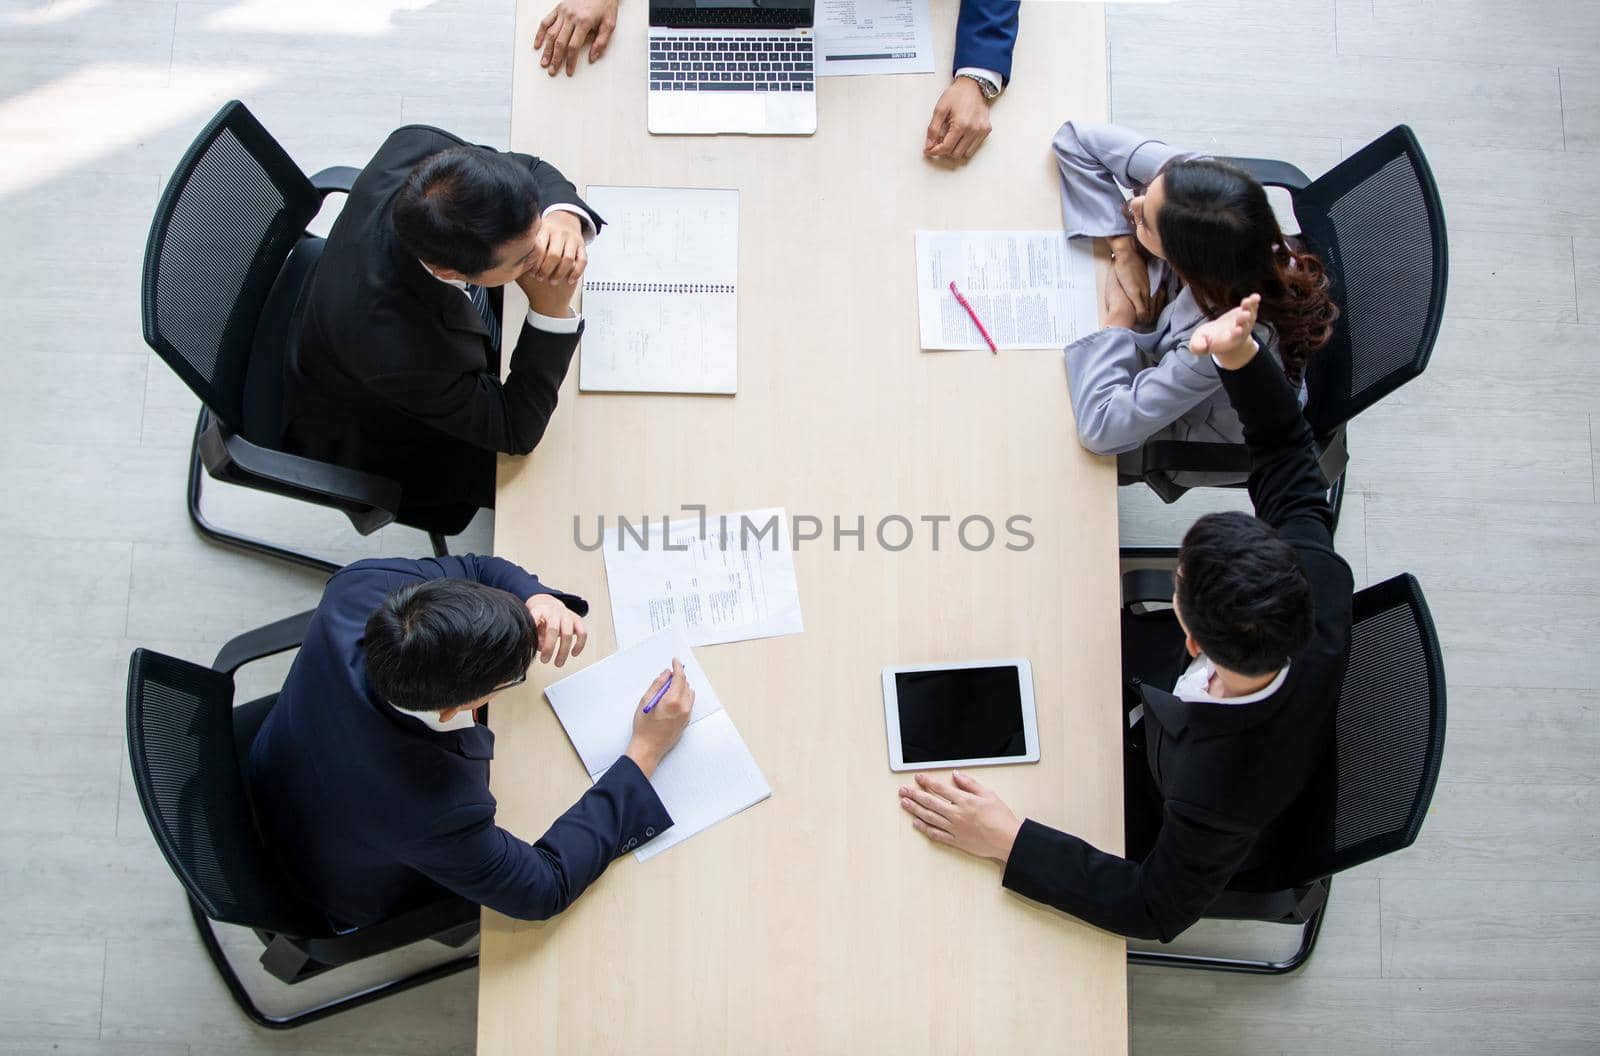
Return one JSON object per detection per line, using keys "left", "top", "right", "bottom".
{"left": 246, "top": 554, "right": 693, "bottom": 927}
{"left": 283, "top": 125, "right": 600, "bottom": 530}
{"left": 896, "top": 294, "right": 1354, "bottom": 941}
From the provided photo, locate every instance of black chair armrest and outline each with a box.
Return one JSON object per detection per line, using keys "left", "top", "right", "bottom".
{"left": 1122, "top": 569, "right": 1176, "bottom": 609}
{"left": 198, "top": 421, "right": 402, "bottom": 520}
{"left": 214, "top": 610, "right": 316, "bottom": 675}
{"left": 308, "top": 165, "right": 361, "bottom": 196}
{"left": 1141, "top": 440, "right": 1253, "bottom": 476}
{"left": 1219, "top": 156, "right": 1311, "bottom": 191}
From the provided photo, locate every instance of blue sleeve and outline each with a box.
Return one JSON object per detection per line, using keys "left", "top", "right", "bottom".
{"left": 401, "top": 756, "right": 673, "bottom": 921}
{"left": 953, "top": 0, "right": 1020, "bottom": 83}
{"left": 338, "top": 554, "right": 589, "bottom": 616}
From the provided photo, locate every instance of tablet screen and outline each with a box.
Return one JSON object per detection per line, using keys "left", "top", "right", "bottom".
{"left": 894, "top": 666, "right": 1027, "bottom": 764}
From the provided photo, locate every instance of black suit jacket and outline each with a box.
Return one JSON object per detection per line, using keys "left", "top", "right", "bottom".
{"left": 283, "top": 126, "right": 601, "bottom": 511}
{"left": 1001, "top": 351, "right": 1354, "bottom": 941}
{"left": 245, "top": 555, "right": 672, "bottom": 929}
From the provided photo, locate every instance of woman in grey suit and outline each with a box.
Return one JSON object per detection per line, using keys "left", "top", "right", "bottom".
{"left": 1052, "top": 121, "right": 1338, "bottom": 481}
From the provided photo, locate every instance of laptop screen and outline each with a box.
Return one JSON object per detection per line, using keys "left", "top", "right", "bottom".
{"left": 650, "top": 0, "right": 814, "bottom": 30}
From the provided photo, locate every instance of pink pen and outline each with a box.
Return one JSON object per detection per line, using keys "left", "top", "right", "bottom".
{"left": 949, "top": 280, "right": 998, "bottom": 354}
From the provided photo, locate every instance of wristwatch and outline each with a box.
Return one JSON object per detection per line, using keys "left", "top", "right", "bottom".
{"left": 956, "top": 72, "right": 1001, "bottom": 102}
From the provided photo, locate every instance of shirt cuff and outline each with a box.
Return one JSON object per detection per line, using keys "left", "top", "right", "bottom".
{"left": 955, "top": 67, "right": 1004, "bottom": 97}
{"left": 542, "top": 203, "right": 597, "bottom": 244}
{"left": 526, "top": 307, "right": 583, "bottom": 334}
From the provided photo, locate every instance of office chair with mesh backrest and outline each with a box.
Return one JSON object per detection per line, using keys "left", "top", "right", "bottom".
{"left": 1127, "top": 126, "right": 1449, "bottom": 525}
{"left": 142, "top": 100, "right": 470, "bottom": 574}
{"left": 125, "top": 618, "right": 479, "bottom": 1029}
{"left": 1122, "top": 572, "right": 1447, "bottom": 974}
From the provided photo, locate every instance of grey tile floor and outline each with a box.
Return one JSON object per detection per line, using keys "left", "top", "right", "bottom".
{"left": 0, "top": 0, "right": 1594, "bottom": 1052}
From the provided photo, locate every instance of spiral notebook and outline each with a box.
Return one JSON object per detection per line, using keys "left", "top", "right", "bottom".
{"left": 579, "top": 186, "right": 740, "bottom": 395}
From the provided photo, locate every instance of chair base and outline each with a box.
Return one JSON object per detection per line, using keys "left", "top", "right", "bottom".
{"left": 187, "top": 413, "right": 341, "bottom": 575}
{"left": 187, "top": 412, "right": 453, "bottom": 574}
{"left": 187, "top": 896, "right": 478, "bottom": 1030}
{"left": 1126, "top": 878, "right": 1331, "bottom": 976}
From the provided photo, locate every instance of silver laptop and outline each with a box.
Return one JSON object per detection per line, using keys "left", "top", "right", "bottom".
{"left": 648, "top": 0, "right": 816, "bottom": 136}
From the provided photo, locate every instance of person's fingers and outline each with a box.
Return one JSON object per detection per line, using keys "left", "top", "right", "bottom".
{"left": 957, "top": 124, "right": 990, "bottom": 160}
{"left": 641, "top": 668, "right": 671, "bottom": 708}
{"left": 591, "top": 13, "right": 616, "bottom": 60}
{"left": 924, "top": 103, "right": 950, "bottom": 154}
{"left": 565, "top": 18, "right": 591, "bottom": 74}
{"left": 567, "top": 241, "right": 587, "bottom": 285}
{"left": 549, "top": 18, "right": 579, "bottom": 78}
{"left": 903, "top": 786, "right": 955, "bottom": 822}
{"left": 535, "top": 7, "right": 558, "bottom": 52}
{"left": 557, "top": 239, "right": 581, "bottom": 285}
{"left": 910, "top": 775, "right": 959, "bottom": 808}
{"left": 553, "top": 619, "right": 574, "bottom": 666}
{"left": 1191, "top": 331, "right": 1211, "bottom": 356}
{"left": 950, "top": 770, "right": 986, "bottom": 796}
{"left": 540, "top": 13, "right": 565, "bottom": 71}
{"left": 533, "top": 232, "right": 564, "bottom": 282}
{"left": 912, "top": 817, "right": 956, "bottom": 845}
{"left": 900, "top": 795, "right": 952, "bottom": 831}
{"left": 572, "top": 620, "right": 588, "bottom": 657}
{"left": 930, "top": 124, "right": 962, "bottom": 158}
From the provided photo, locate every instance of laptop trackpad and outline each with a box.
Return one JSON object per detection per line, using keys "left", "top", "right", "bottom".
{"left": 652, "top": 95, "right": 767, "bottom": 134}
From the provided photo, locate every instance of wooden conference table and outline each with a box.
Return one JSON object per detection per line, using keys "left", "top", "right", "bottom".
{"left": 482, "top": 1, "right": 1125, "bottom": 1052}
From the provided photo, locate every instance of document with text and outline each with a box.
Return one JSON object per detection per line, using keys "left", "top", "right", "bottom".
{"left": 602, "top": 506, "right": 804, "bottom": 649}
{"left": 815, "top": 0, "right": 936, "bottom": 77}
{"left": 914, "top": 230, "right": 1100, "bottom": 351}
{"left": 579, "top": 186, "right": 739, "bottom": 394}
{"left": 545, "top": 627, "right": 771, "bottom": 862}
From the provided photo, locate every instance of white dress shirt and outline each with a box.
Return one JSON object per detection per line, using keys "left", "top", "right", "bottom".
{"left": 955, "top": 67, "right": 1005, "bottom": 96}
{"left": 389, "top": 701, "right": 478, "bottom": 732}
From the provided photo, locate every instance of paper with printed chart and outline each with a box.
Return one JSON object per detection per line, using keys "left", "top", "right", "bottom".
{"left": 544, "top": 627, "right": 770, "bottom": 861}
{"left": 915, "top": 230, "right": 1099, "bottom": 350}
{"left": 602, "top": 507, "right": 805, "bottom": 649}
{"left": 579, "top": 185, "right": 739, "bottom": 394}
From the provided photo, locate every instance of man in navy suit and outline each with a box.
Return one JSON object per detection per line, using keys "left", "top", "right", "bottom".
{"left": 526, "top": 0, "right": 1019, "bottom": 162}
{"left": 246, "top": 554, "right": 694, "bottom": 928}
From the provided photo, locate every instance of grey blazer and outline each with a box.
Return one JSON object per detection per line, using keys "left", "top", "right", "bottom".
{"left": 1054, "top": 121, "right": 1299, "bottom": 462}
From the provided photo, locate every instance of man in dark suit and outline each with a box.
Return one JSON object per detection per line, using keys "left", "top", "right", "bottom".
{"left": 896, "top": 294, "right": 1355, "bottom": 941}
{"left": 245, "top": 554, "right": 694, "bottom": 928}
{"left": 283, "top": 125, "right": 600, "bottom": 530}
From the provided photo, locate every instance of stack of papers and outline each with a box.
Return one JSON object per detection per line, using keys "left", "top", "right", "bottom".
{"left": 601, "top": 506, "right": 804, "bottom": 649}
{"left": 915, "top": 230, "right": 1100, "bottom": 351}
{"left": 545, "top": 628, "right": 771, "bottom": 861}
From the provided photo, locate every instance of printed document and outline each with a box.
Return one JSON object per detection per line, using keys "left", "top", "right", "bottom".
{"left": 602, "top": 507, "right": 804, "bottom": 649}
{"left": 815, "top": 0, "right": 936, "bottom": 77}
{"left": 579, "top": 186, "right": 739, "bottom": 394}
{"left": 545, "top": 627, "right": 771, "bottom": 861}
{"left": 915, "top": 230, "right": 1100, "bottom": 350}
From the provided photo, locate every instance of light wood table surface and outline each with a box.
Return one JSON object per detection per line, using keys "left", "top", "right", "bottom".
{"left": 482, "top": 2, "right": 1126, "bottom": 1052}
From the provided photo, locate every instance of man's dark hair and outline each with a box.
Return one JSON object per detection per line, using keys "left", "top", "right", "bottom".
{"left": 1175, "top": 511, "right": 1315, "bottom": 677}
{"left": 364, "top": 579, "right": 536, "bottom": 712}
{"left": 391, "top": 146, "right": 541, "bottom": 276}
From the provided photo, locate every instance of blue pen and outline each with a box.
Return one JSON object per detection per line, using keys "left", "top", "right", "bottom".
{"left": 642, "top": 671, "right": 674, "bottom": 714}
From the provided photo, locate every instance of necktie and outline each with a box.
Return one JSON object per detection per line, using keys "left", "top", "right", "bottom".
{"left": 466, "top": 283, "right": 502, "bottom": 351}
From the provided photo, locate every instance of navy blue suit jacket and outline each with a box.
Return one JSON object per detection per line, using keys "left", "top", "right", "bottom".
{"left": 954, "top": 0, "right": 1021, "bottom": 84}
{"left": 246, "top": 555, "right": 672, "bottom": 928}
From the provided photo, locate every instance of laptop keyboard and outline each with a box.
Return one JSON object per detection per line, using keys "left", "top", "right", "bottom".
{"left": 650, "top": 36, "right": 815, "bottom": 93}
